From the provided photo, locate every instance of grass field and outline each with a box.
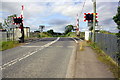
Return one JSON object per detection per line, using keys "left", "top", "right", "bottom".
{"left": 0, "top": 41, "right": 21, "bottom": 51}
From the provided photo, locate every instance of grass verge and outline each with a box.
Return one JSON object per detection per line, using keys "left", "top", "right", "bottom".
{"left": 88, "top": 41, "right": 120, "bottom": 78}
{"left": 0, "top": 41, "right": 21, "bottom": 51}
{"left": 65, "top": 32, "right": 77, "bottom": 37}
{"left": 79, "top": 41, "right": 87, "bottom": 51}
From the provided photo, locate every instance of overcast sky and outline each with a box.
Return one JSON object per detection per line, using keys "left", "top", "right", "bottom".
{"left": 0, "top": 0, "right": 119, "bottom": 33}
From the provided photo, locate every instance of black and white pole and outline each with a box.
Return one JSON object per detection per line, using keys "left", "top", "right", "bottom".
{"left": 12, "top": 5, "right": 24, "bottom": 42}
{"left": 76, "top": 13, "right": 80, "bottom": 36}
{"left": 20, "top": 5, "right": 24, "bottom": 43}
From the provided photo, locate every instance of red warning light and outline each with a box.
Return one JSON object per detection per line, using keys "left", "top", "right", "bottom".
{"left": 84, "top": 20, "right": 86, "bottom": 22}
{"left": 84, "top": 13, "right": 98, "bottom": 22}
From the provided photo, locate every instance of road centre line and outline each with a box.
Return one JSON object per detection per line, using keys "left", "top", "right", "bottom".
{"left": 21, "top": 46, "right": 74, "bottom": 48}
{"left": 1, "top": 37, "right": 60, "bottom": 70}
{"left": 21, "top": 46, "right": 42, "bottom": 47}
{"left": 71, "top": 38, "right": 79, "bottom": 43}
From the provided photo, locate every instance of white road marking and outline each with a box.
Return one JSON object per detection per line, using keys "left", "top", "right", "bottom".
{"left": 67, "top": 46, "right": 74, "bottom": 48}
{"left": 71, "top": 38, "right": 78, "bottom": 43}
{"left": 66, "top": 45, "right": 76, "bottom": 78}
{"left": 21, "top": 46, "right": 42, "bottom": 48}
{"left": 0, "top": 66, "right": 2, "bottom": 70}
{"left": 21, "top": 46, "right": 74, "bottom": 48}
{"left": 1, "top": 37, "right": 60, "bottom": 70}
{"left": 80, "top": 39, "right": 83, "bottom": 41}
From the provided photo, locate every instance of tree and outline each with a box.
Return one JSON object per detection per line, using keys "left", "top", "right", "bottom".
{"left": 47, "top": 29, "right": 54, "bottom": 35}
{"left": 65, "top": 25, "right": 74, "bottom": 34}
{"left": 113, "top": 6, "right": 120, "bottom": 35}
{"left": 3, "top": 14, "right": 17, "bottom": 30}
{"left": 0, "top": 23, "right": 3, "bottom": 29}
{"left": 3, "top": 14, "right": 17, "bottom": 40}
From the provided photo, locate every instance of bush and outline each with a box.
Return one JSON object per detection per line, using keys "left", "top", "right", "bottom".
{"left": 37, "top": 32, "right": 52, "bottom": 38}
{"left": 0, "top": 41, "right": 19, "bottom": 51}
{"left": 66, "top": 32, "right": 77, "bottom": 37}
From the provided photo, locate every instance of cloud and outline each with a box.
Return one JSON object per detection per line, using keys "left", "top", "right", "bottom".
{"left": 0, "top": 1, "right": 119, "bottom": 33}
{"left": 45, "top": 25, "right": 66, "bottom": 33}
{"left": 97, "top": 2, "right": 118, "bottom": 28}
{"left": 1, "top": 0, "right": 84, "bottom": 2}
{"left": 51, "top": 3, "right": 82, "bottom": 17}
{"left": 48, "top": 19, "right": 69, "bottom": 25}
{"left": 1, "top": 2, "right": 46, "bottom": 19}
{"left": 1, "top": 0, "right": 119, "bottom": 2}
{"left": 78, "top": 2, "right": 118, "bottom": 32}
{"left": 0, "top": 18, "right": 4, "bottom": 23}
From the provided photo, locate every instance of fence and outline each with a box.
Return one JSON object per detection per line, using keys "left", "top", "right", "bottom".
{"left": 0, "top": 31, "right": 16, "bottom": 41}
{"left": 95, "top": 33, "right": 120, "bottom": 62}
{"left": 0, "top": 27, "right": 30, "bottom": 42}
{"left": 0, "top": 31, "right": 7, "bottom": 41}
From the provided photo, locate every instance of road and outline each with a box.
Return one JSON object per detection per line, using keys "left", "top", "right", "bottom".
{"left": 1, "top": 37, "right": 78, "bottom": 78}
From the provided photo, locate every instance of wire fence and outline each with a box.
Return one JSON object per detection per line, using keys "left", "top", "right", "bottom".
{"left": 95, "top": 33, "right": 120, "bottom": 63}
{"left": 0, "top": 31, "right": 15, "bottom": 41}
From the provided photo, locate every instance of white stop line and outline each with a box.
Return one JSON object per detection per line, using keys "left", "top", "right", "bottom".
{"left": 0, "top": 37, "right": 60, "bottom": 70}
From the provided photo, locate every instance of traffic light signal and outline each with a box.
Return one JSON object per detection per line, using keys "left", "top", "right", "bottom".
{"left": 86, "top": 14, "right": 93, "bottom": 20}
{"left": 84, "top": 13, "right": 98, "bottom": 22}
{"left": 13, "top": 17, "right": 22, "bottom": 24}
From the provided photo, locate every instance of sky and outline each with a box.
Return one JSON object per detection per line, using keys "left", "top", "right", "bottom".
{"left": 0, "top": 0, "right": 119, "bottom": 33}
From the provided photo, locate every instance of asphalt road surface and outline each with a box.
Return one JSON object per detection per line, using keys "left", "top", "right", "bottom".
{"left": 1, "top": 37, "right": 78, "bottom": 78}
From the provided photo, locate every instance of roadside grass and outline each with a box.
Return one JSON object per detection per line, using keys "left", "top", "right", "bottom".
{"left": 88, "top": 41, "right": 120, "bottom": 78}
{"left": 65, "top": 32, "right": 77, "bottom": 37}
{"left": 38, "top": 32, "right": 52, "bottom": 38}
{"left": 0, "top": 41, "right": 21, "bottom": 51}
{"left": 79, "top": 41, "right": 87, "bottom": 51}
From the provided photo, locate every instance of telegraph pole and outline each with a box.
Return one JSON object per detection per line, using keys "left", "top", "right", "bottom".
{"left": 92, "top": 0, "right": 96, "bottom": 42}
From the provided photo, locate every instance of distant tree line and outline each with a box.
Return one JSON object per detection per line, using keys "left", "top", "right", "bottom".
{"left": 0, "top": 23, "right": 3, "bottom": 29}
{"left": 47, "top": 29, "right": 62, "bottom": 36}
